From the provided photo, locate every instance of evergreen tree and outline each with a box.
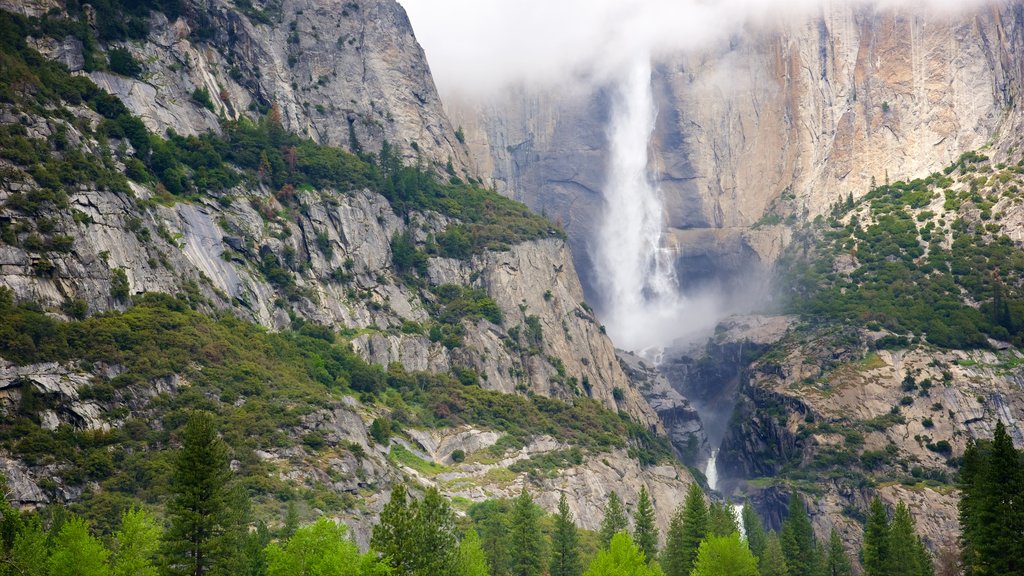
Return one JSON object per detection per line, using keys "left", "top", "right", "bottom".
{"left": 241, "top": 521, "right": 271, "bottom": 576}
{"left": 48, "top": 517, "right": 109, "bottom": 576}
{"left": 633, "top": 487, "right": 659, "bottom": 562}
{"left": 975, "top": 421, "right": 1024, "bottom": 575}
{"left": 691, "top": 533, "right": 759, "bottom": 576}
{"left": 414, "top": 487, "right": 458, "bottom": 576}
{"left": 708, "top": 501, "right": 739, "bottom": 537}
{"left": 112, "top": 508, "right": 162, "bottom": 576}
{"left": 915, "top": 538, "right": 935, "bottom": 576}
{"left": 599, "top": 492, "right": 628, "bottom": 549}
{"left": 508, "top": 488, "right": 544, "bottom": 576}
{"left": 780, "top": 495, "right": 817, "bottom": 576}
{"left": 862, "top": 498, "right": 891, "bottom": 576}
{"left": 372, "top": 484, "right": 416, "bottom": 574}
{"left": 281, "top": 501, "right": 299, "bottom": 541}
{"left": 888, "top": 503, "right": 921, "bottom": 576}
{"left": 825, "top": 529, "right": 853, "bottom": 576}
{"left": 456, "top": 529, "right": 491, "bottom": 576}
{"left": 584, "top": 532, "right": 663, "bottom": 576}
{"left": 742, "top": 503, "right": 769, "bottom": 561}
{"left": 550, "top": 494, "right": 582, "bottom": 576}
{"left": 759, "top": 532, "right": 789, "bottom": 576}
{"left": 162, "top": 412, "right": 234, "bottom": 576}
{"left": 469, "top": 499, "right": 512, "bottom": 576}
{"left": 661, "top": 483, "right": 707, "bottom": 576}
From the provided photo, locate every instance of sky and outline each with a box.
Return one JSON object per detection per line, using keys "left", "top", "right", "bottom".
{"left": 399, "top": 0, "right": 1005, "bottom": 98}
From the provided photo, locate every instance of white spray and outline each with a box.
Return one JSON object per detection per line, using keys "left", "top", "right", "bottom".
{"left": 592, "top": 58, "right": 691, "bottom": 357}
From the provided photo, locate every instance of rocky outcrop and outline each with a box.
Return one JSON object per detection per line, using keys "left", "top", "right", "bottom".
{"left": 451, "top": 1, "right": 1024, "bottom": 290}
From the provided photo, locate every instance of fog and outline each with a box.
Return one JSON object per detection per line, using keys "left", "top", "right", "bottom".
{"left": 400, "top": 0, "right": 1005, "bottom": 98}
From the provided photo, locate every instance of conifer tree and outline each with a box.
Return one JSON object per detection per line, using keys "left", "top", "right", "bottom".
{"left": 975, "top": 421, "right": 1024, "bottom": 575}
{"left": 915, "top": 538, "right": 935, "bottom": 576}
{"left": 660, "top": 483, "right": 707, "bottom": 576}
{"left": 415, "top": 487, "right": 459, "bottom": 576}
{"left": 888, "top": 502, "right": 921, "bottom": 576}
{"left": 281, "top": 501, "right": 299, "bottom": 540}
{"left": 759, "top": 532, "right": 789, "bottom": 576}
{"left": 862, "top": 498, "right": 890, "bottom": 576}
{"left": 599, "top": 492, "right": 628, "bottom": 549}
{"left": 550, "top": 494, "right": 582, "bottom": 576}
{"left": 469, "top": 499, "right": 512, "bottom": 576}
{"left": 633, "top": 487, "right": 659, "bottom": 562}
{"left": 457, "top": 529, "right": 491, "bottom": 576}
{"left": 825, "top": 529, "right": 853, "bottom": 576}
{"left": 162, "top": 412, "right": 234, "bottom": 576}
{"left": 742, "top": 502, "right": 768, "bottom": 561}
{"left": 372, "top": 484, "right": 417, "bottom": 574}
{"left": 508, "top": 488, "right": 544, "bottom": 576}
{"left": 708, "top": 500, "right": 739, "bottom": 537}
{"left": 780, "top": 494, "right": 817, "bottom": 576}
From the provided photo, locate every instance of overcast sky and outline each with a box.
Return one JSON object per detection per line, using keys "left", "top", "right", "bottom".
{"left": 398, "top": 0, "right": 1004, "bottom": 98}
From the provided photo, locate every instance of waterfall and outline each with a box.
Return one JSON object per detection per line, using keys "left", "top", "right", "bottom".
{"left": 705, "top": 449, "right": 719, "bottom": 491}
{"left": 592, "top": 58, "right": 688, "bottom": 358}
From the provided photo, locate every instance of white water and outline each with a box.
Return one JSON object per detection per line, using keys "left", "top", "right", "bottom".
{"left": 592, "top": 58, "right": 690, "bottom": 358}
{"left": 705, "top": 449, "right": 747, "bottom": 540}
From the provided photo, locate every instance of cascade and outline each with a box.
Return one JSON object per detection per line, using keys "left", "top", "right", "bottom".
{"left": 592, "top": 58, "right": 688, "bottom": 358}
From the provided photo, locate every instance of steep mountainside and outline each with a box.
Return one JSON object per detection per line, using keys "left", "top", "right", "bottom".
{"left": 0, "top": 0, "right": 698, "bottom": 540}
{"left": 451, "top": 1, "right": 1024, "bottom": 291}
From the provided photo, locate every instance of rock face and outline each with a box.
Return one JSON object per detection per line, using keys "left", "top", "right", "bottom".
{"left": 450, "top": 1, "right": 1024, "bottom": 291}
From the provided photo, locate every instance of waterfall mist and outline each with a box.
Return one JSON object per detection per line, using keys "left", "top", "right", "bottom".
{"left": 592, "top": 59, "right": 723, "bottom": 357}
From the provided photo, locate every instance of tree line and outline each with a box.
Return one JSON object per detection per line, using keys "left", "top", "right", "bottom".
{"left": 5, "top": 412, "right": 1020, "bottom": 576}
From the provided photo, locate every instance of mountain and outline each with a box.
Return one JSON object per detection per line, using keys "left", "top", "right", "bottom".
{"left": 0, "top": 0, "right": 701, "bottom": 541}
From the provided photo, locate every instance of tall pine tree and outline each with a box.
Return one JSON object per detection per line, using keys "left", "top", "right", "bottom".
{"left": 826, "top": 529, "right": 853, "bottom": 576}
{"left": 508, "top": 488, "right": 544, "bottom": 576}
{"left": 760, "top": 532, "right": 790, "bottom": 576}
{"left": 708, "top": 500, "right": 739, "bottom": 537}
{"left": 162, "top": 412, "right": 235, "bottom": 576}
{"left": 599, "top": 492, "right": 628, "bottom": 549}
{"left": 780, "top": 494, "right": 817, "bottom": 576}
{"left": 633, "top": 486, "right": 659, "bottom": 562}
{"left": 888, "top": 502, "right": 922, "bottom": 576}
{"left": 742, "top": 502, "right": 768, "bottom": 561}
{"left": 372, "top": 484, "right": 417, "bottom": 574}
{"left": 660, "top": 482, "right": 707, "bottom": 576}
{"left": 862, "top": 498, "right": 891, "bottom": 576}
{"left": 457, "top": 529, "right": 491, "bottom": 576}
{"left": 550, "top": 494, "right": 582, "bottom": 576}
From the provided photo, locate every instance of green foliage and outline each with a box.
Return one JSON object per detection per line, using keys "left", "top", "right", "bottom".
{"left": 111, "top": 268, "right": 130, "bottom": 302}
{"left": 759, "top": 532, "right": 788, "bottom": 576}
{"left": 509, "top": 488, "right": 545, "bottom": 576}
{"left": 9, "top": 517, "right": 48, "bottom": 576}
{"left": 108, "top": 47, "right": 142, "bottom": 78}
{"left": 599, "top": 492, "right": 628, "bottom": 550}
{"left": 862, "top": 498, "right": 891, "bottom": 576}
{"left": 48, "top": 517, "right": 109, "bottom": 576}
{"left": 550, "top": 494, "right": 582, "bottom": 576}
{"left": 826, "top": 529, "right": 853, "bottom": 576}
{"left": 632, "top": 487, "right": 658, "bottom": 562}
{"left": 372, "top": 485, "right": 458, "bottom": 576}
{"left": 707, "top": 501, "right": 739, "bottom": 538}
{"left": 741, "top": 503, "right": 768, "bottom": 562}
{"left": 690, "top": 533, "right": 759, "bottom": 576}
{"left": 780, "top": 495, "right": 817, "bottom": 576}
{"left": 266, "top": 517, "right": 389, "bottom": 576}
{"left": 661, "top": 483, "right": 707, "bottom": 576}
{"left": 959, "top": 420, "right": 1024, "bottom": 576}
{"left": 111, "top": 508, "right": 162, "bottom": 576}
{"left": 584, "top": 532, "right": 664, "bottom": 576}
{"left": 457, "top": 529, "right": 491, "bottom": 576}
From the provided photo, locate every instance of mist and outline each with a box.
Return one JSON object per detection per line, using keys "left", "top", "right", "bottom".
{"left": 400, "top": 0, "right": 1005, "bottom": 99}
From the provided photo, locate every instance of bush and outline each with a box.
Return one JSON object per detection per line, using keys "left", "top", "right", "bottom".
{"left": 450, "top": 449, "right": 465, "bottom": 463}
{"left": 107, "top": 47, "right": 141, "bottom": 77}
{"left": 369, "top": 418, "right": 392, "bottom": 445}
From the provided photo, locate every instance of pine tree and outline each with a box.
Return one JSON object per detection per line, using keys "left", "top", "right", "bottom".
{"left": 862, "top": 498, "right": 891, "bottom": 576}
{"left": 508, "top": 488, "right": 544, "bottom": 576}
{"left": 457, "top": 529, "right": 491, "bottom": 576}
{"left": 708, "top": 500, "right": 739, "bottom": 537}
{"left": 48, "top": 517, "right": 109, "bottom": 576}
{"left": 281, "top": 501, "right": 299, "bottom": 540}
{"left": 759, "top": 532, "right": 789, "bottom": 576}
{"left": 414, "top": 487, "right": 459, "bottom": 576}
{"left": 372, "top": 484, "right": 417, "bottom": 574}
{"left": 112, "top": 508, "right": 162, "bottom": 576}
{"left": 742, "top": 502, "right": 768, "bottom": 561}
{"left": 162, "top": 412, "right": 234, "bottom": 576}
{"left": 888, "top": 502, "right": 921, "bottom": 576}
{"left": 661, "top": 483, "right": 707, "bottom": 576}
{"left": 599, "top": 492, "right": 628, "bottom": 549}
{"left": 550, "top": 494, "right": 582, "bottom": 576}
{"left": 469, "top": 499, "right": 512, "bottom": 576}
{"left": 915, "top": 537, "right": 935, "bottom": 576}
{"left": 977, "top": 421, "right": 1024, "bottom": 575}
{"left": 825, "top": 529, "right": 853, "bottom": 576}
{"left": 780, "top": 494, "right": 817, "bottom": 576}
{"left": 633, "top": 486, "right": 659, "bottom": 562}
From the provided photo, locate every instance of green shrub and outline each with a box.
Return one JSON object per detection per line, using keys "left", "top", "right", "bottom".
{"left": 107, "top": 47, "right": 141, "bottom": 77}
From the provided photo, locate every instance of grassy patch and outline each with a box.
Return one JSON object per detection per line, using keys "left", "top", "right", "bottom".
{"left": 389, "top": 443, "right": 447, "bottom": 476}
